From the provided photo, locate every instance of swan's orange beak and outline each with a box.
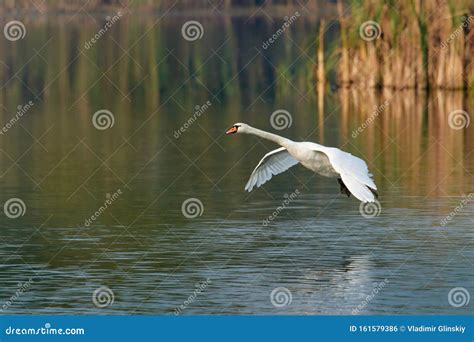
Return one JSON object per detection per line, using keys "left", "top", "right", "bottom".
{"left": 226, "top": 126, "right": 238, "bottom": 135}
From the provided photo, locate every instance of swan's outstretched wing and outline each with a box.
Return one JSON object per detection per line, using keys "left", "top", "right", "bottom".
{"left": 328, "top": 148, "right": 377, "bottom": 202}
{"left": 303, "top": 142, "right": 377, "bottom": 203}
{"left": 338, "top": 172, "right": 377, "bottom": 202}
{"left": 245, "top": 147, "right": 299, "bottom": 192}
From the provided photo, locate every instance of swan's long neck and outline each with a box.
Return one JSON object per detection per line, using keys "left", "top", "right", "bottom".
{"left": 245, "top": 126, "right": 293, "bottom": 148}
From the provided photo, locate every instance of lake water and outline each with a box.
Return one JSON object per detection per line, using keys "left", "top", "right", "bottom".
{"left": 0, "top": 13, "right": 472, "bottom": 315}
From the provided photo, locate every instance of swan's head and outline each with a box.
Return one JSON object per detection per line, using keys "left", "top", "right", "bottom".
{"left": 226, "top": 123, "right": 249, "bottom": 135}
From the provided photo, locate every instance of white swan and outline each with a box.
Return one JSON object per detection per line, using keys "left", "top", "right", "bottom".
{"left": 226, "top": 123, "right": 378, "bottom": 203}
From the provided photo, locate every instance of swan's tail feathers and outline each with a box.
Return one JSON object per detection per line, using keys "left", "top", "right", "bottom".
{"left": 339, "top": 173, "right": 378, "bottom": 203}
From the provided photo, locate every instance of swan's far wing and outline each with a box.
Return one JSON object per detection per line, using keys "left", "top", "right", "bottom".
{"left": 326, "top": 148, "right": 377, "bottom": 202}
{"left": 339, "top": 173, "right": 376, "bottom": 202}
{"left": 245, "top": 147, "right": 299, "bottom": 192}
{"left": 328, "top": 149, "right": 377, "bottom": 189}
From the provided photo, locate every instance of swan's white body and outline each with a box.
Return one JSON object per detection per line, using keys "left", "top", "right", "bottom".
{"left": 226, "top": 123, "right": 378, "bottom": 203}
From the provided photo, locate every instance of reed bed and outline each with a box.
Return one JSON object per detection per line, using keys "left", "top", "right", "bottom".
{"left": 331, "top": 0, "right": 474, "bottom": 91}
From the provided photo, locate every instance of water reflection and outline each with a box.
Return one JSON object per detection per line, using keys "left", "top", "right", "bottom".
{"left": 0, "top": 14, "right": 472, "bottom": 315}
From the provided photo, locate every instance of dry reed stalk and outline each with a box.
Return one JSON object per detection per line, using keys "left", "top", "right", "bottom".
{"left": 317, "top": 19, "right": 326, "bottom": 87}
{"left": 337, "top": 0, "right": 350, "bottom": 87}
{"left": 316, "top": 20, "right": 326, "bottom": 142}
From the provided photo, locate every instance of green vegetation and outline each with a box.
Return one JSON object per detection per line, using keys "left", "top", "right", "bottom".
{"left": 331, "top": 0, "right": 474, "bottom": 90}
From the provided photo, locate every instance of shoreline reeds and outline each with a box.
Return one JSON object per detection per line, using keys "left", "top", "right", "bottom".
{"left": 322, "top": 0, "right": 474, "bottom": 92}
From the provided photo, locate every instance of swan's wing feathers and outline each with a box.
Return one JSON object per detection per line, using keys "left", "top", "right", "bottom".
{"left": 329, "top": 149, "right": 377, "bottom": 190}
{"left": 339, "top": 173, "right": 376, "bottom": 202}
{"left": 303, "top": 144, "right": 377, "bottom": 203}
{"left": 245, "top": 147, "right": 299, "bottom": 192}
{"left": 326, "top": 148, "right": 377, "bottom": 202}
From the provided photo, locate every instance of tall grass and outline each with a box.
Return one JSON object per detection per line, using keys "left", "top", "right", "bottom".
{"left": 333, "top": 0, "right": 473, "bottom": 91}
